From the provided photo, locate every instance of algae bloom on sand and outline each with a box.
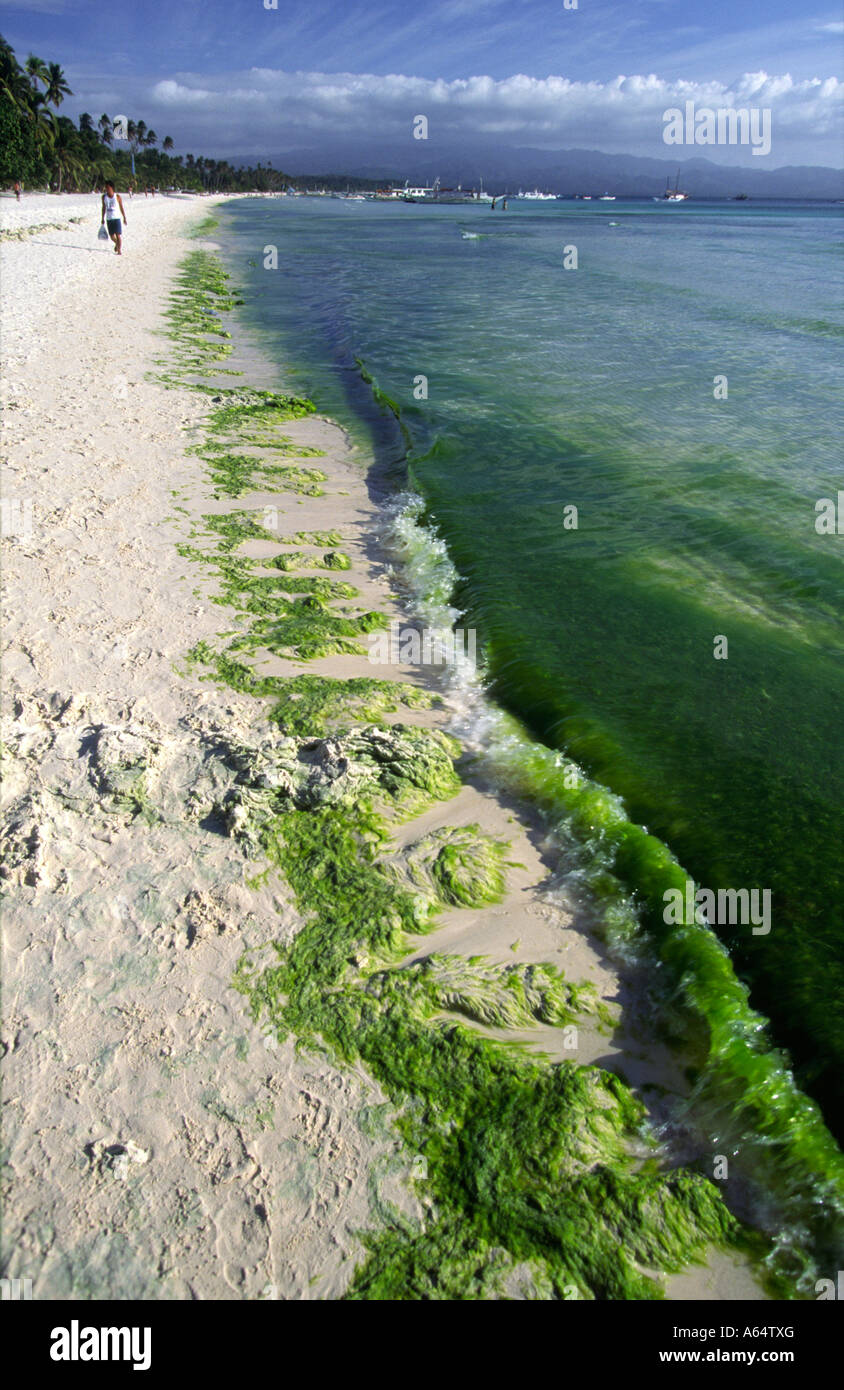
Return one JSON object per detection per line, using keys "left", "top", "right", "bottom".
{"left": 163, "top": 242, "right": 777, "bottom": 1301}
{"left": 224, "top": 721, "right": 746, "bottom": 1301}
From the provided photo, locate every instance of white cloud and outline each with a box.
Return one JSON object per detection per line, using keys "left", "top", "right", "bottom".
{"left": 138, "top": 65, "right": 843, "bottom": 165}
{"left": 153, "top": 80, "right": 214, "bottom": 106}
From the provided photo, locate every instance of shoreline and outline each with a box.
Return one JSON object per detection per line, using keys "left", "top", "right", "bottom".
{"left": 0, "top": 193, "right": 771, "bottom": 1299}
{"left": 212, "top": 204, "right": 844, "bottom": 1279}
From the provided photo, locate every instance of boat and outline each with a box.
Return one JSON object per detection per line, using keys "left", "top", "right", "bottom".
{"left": 598, "top": 193, "right": 616, "bottom": 201}
{"left": 402, "top": 177, "right": 493, "bottom": 204}
{"left": 662, "top": 169, "right": 689, "bottom": 201}
{"left": 517, "top": 189, "right": 557, "bottom": 201}
{"left": 436, "top": 177, "right": 494, "bottom": 204}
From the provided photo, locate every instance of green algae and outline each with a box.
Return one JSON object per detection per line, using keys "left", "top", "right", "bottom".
{"left": 282, "top": 530, "right": 345, "bottom": 547}
{"left": 204, "top": 391, "right": 315, "bottom": 439}
{"left": 177, "top": 540, "right": 359, "bottom": 613}
{"left": 233, "top": 793, "right": 744, "bottom": 1300}
{"left": 214, "top": 714, "right": 745, "bottom": 1298}
{"left": 203, "top": 454, "right": 326, "bottom": 500}
{"left": 470, "top": 707, "right": 844, "bottom": 1282}
{"left": 191, "top": 419, "right": 327, "bottom": 500}
{"left": 219, "top": 725, "right": 462, "bottom": 857}
{"left": 155, "top": 251, "right": 246, "bottom": 384}
{"left": 402, "top": 953, "right": 605, "bottom": 1032}
{"left": 188, "top": 213, "right": 221, "bottom": 238}
{"left": 177, "top": 497, "right": 389, "bottom": 666}
{"left": 165, "top": 245, "right": 756, "bottom": 1300}
{"left": 186, "top": 643, "right": 438, "bottom": 736}
{"left": 224, "top": 569, "right": 358, "bottom": 604}
{"left": 99, "top": 772, "right": 158, "bottom": 824}
{"left": 222, "top": 591, "right": 386, "bottom": 662}
{"left": 354, "top": 357, "right": 410, "bottom": 445}
{"left": 267, "top": 550, "right": 351, "bottom": 572}
{"left": 183, "top": 509, "right": 289, "bottom": 552}
{"left": 402, "top": 824, "right": 511, "bottom": 909}
{"left": 184, "top": 398, "right": 326, "bottom": 501}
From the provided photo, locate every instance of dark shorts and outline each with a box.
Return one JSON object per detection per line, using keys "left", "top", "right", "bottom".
{"left": 107, "top": 218, "right": 122, "bottom": 235}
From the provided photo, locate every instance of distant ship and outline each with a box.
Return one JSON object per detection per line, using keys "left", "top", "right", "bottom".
{"left": 438, "top": 178, "right": 494, "bottom": 204}
{"left": 401, "top": 177, "right": 493, "bottom": 204}
{"left": 598, "top": 193, "right": 616, "bottom": 201}
{"left": 517, "top": 189, "right": 557, "bottom": 201}
{"left": 662, "top": 169, "right": 689, "bottom": 201}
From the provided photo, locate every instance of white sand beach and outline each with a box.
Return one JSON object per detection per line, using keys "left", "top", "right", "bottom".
{"left": 0, "top": 193, "right": 762, "bottom": 1300}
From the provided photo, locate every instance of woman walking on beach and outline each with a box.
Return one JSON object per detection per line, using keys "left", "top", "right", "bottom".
{"left": 101, "top": 181, "right": 128, "bottom": 255}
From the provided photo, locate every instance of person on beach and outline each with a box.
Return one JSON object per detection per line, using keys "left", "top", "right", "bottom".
{"left": 13, "top": 180, "right": 21, "bottom": 201}
{"left": 101, "top": 181, "right": 128, "bottom": 256}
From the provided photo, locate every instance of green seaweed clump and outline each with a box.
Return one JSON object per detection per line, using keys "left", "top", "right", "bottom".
{"left": 403, "top": 824, "right": 510, "bottom": 909}
{"left": 268, "top": 550, "right": 351, "bottom": 573}
{"left": 158, "top": 250, "right": 244, "bottom": 382}
{"left": 219, "top": 724, "right": 462, "bottom": 857}
{"left": 226, "top": 593, "right": 386, "bottom": 662}
{"left": 234, "top": 787, "right": 744, "bottom": 1301}
{"left": 413, "top": 953, "right": 603, "bottom": 1031}
{"left": 188, "top": 212, "right": 221, "bottom": 238}
{"left": 186, "top": 643, "right": 439, "bottom": 736}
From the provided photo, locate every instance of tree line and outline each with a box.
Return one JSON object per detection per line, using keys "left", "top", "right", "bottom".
{"left": 0, "top": 35, "right": 292, "bottom": 193}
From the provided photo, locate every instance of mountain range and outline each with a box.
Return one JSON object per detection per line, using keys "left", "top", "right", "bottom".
{"left": 247, "top": 145, "right": 844, "bottom": 198}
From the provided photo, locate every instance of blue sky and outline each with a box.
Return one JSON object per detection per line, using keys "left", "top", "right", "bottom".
{"left": 1, "top": 0, "right": 841, "bottom": 166}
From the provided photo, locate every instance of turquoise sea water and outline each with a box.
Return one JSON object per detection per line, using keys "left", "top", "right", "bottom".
{"left": 215, "top": 197, "right": 843, "bottom": 1173}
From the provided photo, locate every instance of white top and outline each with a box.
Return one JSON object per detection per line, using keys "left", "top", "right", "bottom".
{"left": 103, "top": 191, "right": 120, "bottom": 218}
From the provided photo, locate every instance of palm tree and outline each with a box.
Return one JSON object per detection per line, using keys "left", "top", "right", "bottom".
{"left": 30, "top": 91, "right": 55, "bottom": 150}
{"left": 0, "top": 36, "right": 270, "bottom": 193}
{"left": 92, "top": 158, "right": 115, "bottom": 186}
{"left": 24, "top": 54, "right": 48, "bottom": 91}
{"left": 52, "top": 117, "right": 82, "bottom": 190}
{"left": 44, "top": 61, "right": 71, "bottom": 107}
{"left": 0, "top": 38, "right": 32, "bottom": 108}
